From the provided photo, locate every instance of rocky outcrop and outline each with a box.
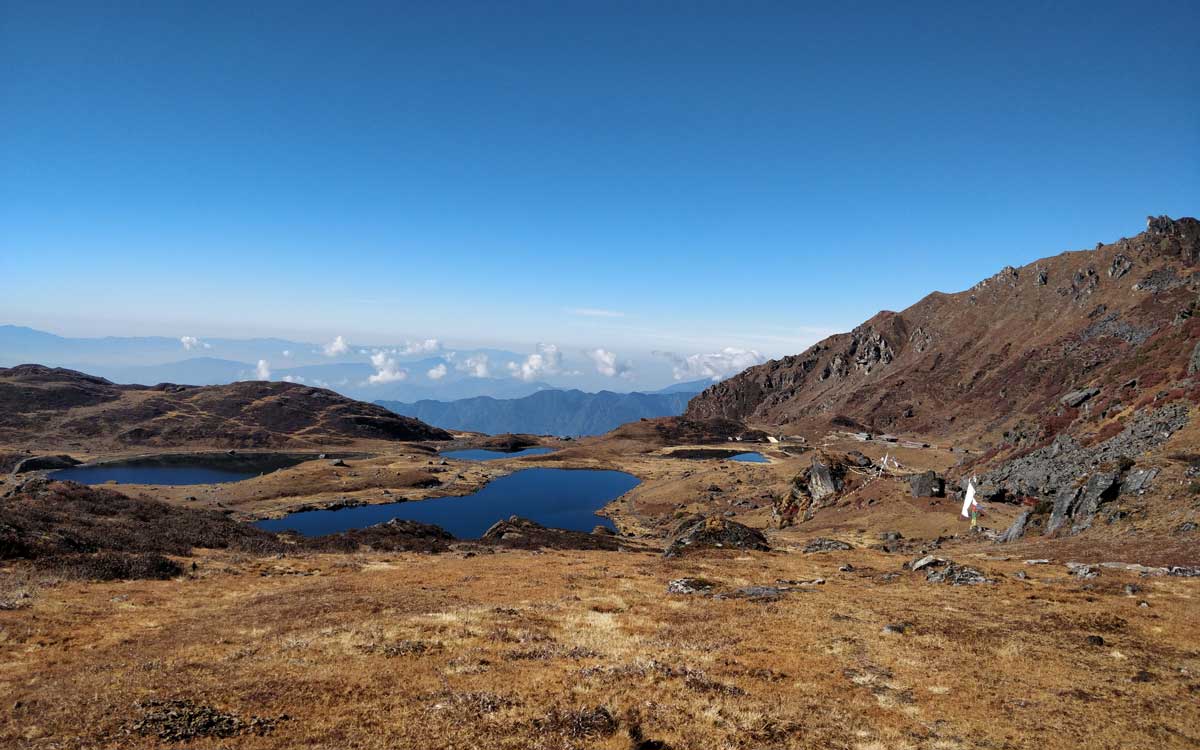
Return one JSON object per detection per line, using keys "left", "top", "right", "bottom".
{"left": 979, "top": 403, "right": 1185, "bottom": 501}
{"left": 480, "top": 516, "right": 619, "bottom": 551}
{"left": 663, "top": 516, "right": 769, "bottom": 557}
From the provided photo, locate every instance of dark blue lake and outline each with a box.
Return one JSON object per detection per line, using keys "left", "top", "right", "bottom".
{"left": 49, "top": 454, "right": 311, "bottom": 486}
{"left": 254, "top": 467, "right": 639, "bottom": 538}
{"left": 729, "top": 452, "right": 769, "bottom": 463}
{"left": 441, "top": 447, "right": 554, "bottom": 461}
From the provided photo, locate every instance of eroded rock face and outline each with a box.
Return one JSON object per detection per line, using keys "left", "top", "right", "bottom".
{"left": 663, "top": 516, "right": 769, "bottom": 557}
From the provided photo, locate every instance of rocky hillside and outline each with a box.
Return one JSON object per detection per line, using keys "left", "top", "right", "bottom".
{"left": 687, "top": 216, "right": 1200, "bottom": 445}
{"left": 0, "top": 365, "right": 452, "bottom": 450}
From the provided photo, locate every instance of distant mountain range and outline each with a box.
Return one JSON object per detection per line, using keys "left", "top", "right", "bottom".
{"left": 0, "top": 326, "right": 713, "bottom": 402}
{"left": 377, "top": 383, "right": 709, "bottom": 436}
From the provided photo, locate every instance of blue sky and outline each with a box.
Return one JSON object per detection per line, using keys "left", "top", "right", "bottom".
{"left": 3, "top": 1, "right": 1198, "bottom": 378}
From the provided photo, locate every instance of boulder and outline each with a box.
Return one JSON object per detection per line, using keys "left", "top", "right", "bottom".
{"left": 908, "top": 470, "right": 945, "bottom": 498}
{"left": 664, "top": 516, "right": 769, "bottom": 557}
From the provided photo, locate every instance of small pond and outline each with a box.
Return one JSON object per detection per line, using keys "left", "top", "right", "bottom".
{"left": 441, "top": 447, "right": 554, "bottom": 461}
{"left": 729, "top": 452, "right": 769, "bottom": 463}
{"left": 49, "top": 453, "right": 317, "bottom": 486}
{"left": 255, "top": 468, "right": 639, "bottom": 538}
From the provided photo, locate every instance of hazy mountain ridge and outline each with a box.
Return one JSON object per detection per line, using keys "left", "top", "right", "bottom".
{"left": 378, "top": 387, "right": 703, "bottom": 436}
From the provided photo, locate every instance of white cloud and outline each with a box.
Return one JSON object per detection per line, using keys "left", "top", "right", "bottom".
{"left": 255, "top": 359, "right": 271, "bottom": 380}
{"left": 282, "top": 374, "right": 305, "bottom": 383}
{"left": 367, "top": 350, "right": 408, "bottom": 384}
{"left": 322, "top": 335, "right": 350, "bottom": 357}
{"left": 654, "top": 347, "right": 766, "bottom": 381}
{"left": 399, "top": 338, "right": 442, "bottom": 356}
{"left": 281, "top": 349, "right": 292, "bottom": 358}
{"left": 180, "top": 336, "right": 210, "bottom": 351}
{"left": 508, "top": 343, "right": 564, "bottom": 382}
{"left": 427, "top": 363, "right": 447, "bottom": 380}
{"left": 567, "top": 308, "right": 626, "bottom": 318}
{"left": 454, "top": 353, "right": 491, "bottom": 378}
{"left": 586, "top": 347, "right": 633, "bottom": 378}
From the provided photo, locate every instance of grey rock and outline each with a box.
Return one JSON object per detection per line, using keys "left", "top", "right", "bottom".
{"left": 998, "top": 510, "right": 1032, "bottom": 543}
{"left": 926, "top": 563, "right": 994, "bottom": 585}
{"left": 909, "top": 470, "right": 945, "bottom": 498}
{"left": 666, "top": 578, "right": 716, "bottom": 595}
{"left": 1046, "top": 485, "right": 1081, "bottom": 536}
{"left": 1066, "top": 562, "right": 1098, "bottom": 578}
{"left": 1109, "top": 254, "right": 1133, "bottom": 279}
{"left": 664, "top": 516, "right": 770, "bottom": 557}
{"left": 1070, "top": 472, "right": 1119, "bottom": 535}
{"left": 1060, "top": 387, "right": 1100, "bottom": 408}
{"left": 1120, "top": 468, "right": 1159, "bottom": 494}
{"left": 911, "top": 555, "right": 946, "bottom": 571}
{"left": 881, "top": 623, "right": 909, "bottom": 635}
{"left": 808, "top": 456, "right": 844, "bottom": 501}
{"left": 803, "top": 538, "right": 852, "bottom": 553}
{"left": 1189, "top": 341, "right": 1200, "bottom": 376}
{"left": 1169, "top": 566, "right": 1200, "bottom": 577}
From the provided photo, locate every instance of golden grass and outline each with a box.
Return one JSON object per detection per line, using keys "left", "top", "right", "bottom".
{"left": 2, "top": 546, "right": 1199, "bottom": 749}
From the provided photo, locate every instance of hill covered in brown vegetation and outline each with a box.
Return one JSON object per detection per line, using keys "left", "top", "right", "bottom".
{"left": 687, "top": 216, "right": 1200, "bottom": 447}
{"left": 0, "top": 365, "right": 452, "bottom": 450}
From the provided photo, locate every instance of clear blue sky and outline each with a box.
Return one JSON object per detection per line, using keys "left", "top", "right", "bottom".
{"left": 3, "top": 1, "right": 1197, "bottom": 362}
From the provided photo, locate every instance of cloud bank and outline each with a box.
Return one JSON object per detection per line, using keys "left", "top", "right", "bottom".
{"left": 180, "top": 336, "right": 210, "bottom": 351}
{"left": 508, "top": 343, "right": 564, "bottom": 382}
{"left": 453, "top": 353, "right": 491, "bottom": 378}
{"left": 654, "top": 347, "right": 766, "bottom": 381}
{"left": 427, "top": 363, "right": 447, "bottom": 380}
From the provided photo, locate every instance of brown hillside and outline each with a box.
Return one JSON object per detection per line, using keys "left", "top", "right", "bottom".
{"left": 0, "top": 365, "right": 452, "bottom": 450}
{"left": 687, "top": 215, "right": 1200, "bottom": 444}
